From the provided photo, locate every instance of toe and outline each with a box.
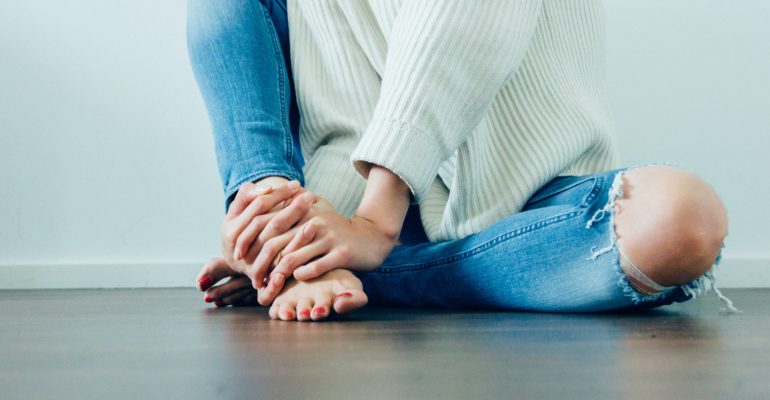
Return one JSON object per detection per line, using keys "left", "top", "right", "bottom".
{"left": 278, "top": 301, "right": 297, "bottom": 321}
{"left": 296, "top": 298, "right": 313, "bottom": 322}
{"left": 269, "top": 303, "right": 280, "bottom": 320}
{"left": 197, "top": 258, "right": 238, "bottom": 291}
{"left": 311, "top": 294, "right": 332, "bottom": 321}
{"left": 333, "top": 289, "right": 368, "bottom": 315}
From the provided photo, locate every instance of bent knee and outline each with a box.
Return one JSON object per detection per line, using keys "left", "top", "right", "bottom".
{"left": 612, "top": 165, "right": 728, "bottom": 291}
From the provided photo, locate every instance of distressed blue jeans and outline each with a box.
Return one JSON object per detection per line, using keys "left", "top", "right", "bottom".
{"left": 187, "top": 0, "right": 728, "bottom": 312}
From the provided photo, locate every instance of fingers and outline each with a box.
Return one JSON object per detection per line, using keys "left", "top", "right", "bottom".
{"left": 196, "top": 258, "right": 239, "bottom": 291}
{"left": 257, "top": 272, "right": 286, "bottom": 306}
{"left": 252, "top": 192, "right": 317, "bottom": 256}
{"left": 226, "top": 182, "right": 268, "bottom": 219}
{"left": 224, "top": 181, "right": 301, "bottom": 246}
{"left": 270, "top": 222, "right": 318, "bottom": 277}
{"left": 240, "top": 181, "right": 301, "bottom": 222}
{"left": 283, "top": 185, "right": 310, "bottom": 208}
{"left": 232, "top": 211, "right": 275, "bottom": 261}
{"left": 247, "top": 227, "right": 299, "bottom": 289}
{"left": 293, "top": 249, "right": 350, "bottom": 281}
{"left": 283, "top": 220, "right": 318, "bottom": 256}
{"left": 257, "top": 240, "right": 331, "bottom": 306}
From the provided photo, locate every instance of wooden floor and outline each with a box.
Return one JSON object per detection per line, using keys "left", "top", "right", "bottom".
{"left": 1, "top": 288, "right": 768, "bottom": 399}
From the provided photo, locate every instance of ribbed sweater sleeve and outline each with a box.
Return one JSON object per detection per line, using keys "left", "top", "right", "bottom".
{"left": 350, "top": 0, "right": 543, "bottom": 203}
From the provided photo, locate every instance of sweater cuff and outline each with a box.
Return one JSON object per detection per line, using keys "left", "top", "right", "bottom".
{"left": 351, "top": 118, "right": 444, "bottom": 204}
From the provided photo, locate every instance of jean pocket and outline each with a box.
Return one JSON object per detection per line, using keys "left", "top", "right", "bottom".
{"left": 524, "top": 175, "right": 599, "bottom": 210}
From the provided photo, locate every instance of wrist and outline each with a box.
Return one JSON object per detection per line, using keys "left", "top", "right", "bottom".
{"left": 352, "top": 214, "right": 399, "bottom": 247}
{"left": 350, "top": 215, "right": 399, "bottom": 267}
{"left": 354, "top": 165, "right": 410, "bottom": 242}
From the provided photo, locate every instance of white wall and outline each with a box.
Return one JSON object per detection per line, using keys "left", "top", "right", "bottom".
{"left": 606, "top": 1, "right": 770, "bottom": 259}
{"left": 0, "top": 1, "right": 223, "bottom": 268}
{"left": 1, "top": 1, "right": 768, "bottom": 288}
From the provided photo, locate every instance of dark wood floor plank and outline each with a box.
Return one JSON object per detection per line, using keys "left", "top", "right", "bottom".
{"left": 1, "top": 288, "right": 768, "bottom": 399}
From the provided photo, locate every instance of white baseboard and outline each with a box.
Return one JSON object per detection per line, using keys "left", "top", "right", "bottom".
{"left": 0, "top": 263, "right": 202, "bottom": 290}
{"left": 0, "top": 257, "right": 767, "bottom": 290}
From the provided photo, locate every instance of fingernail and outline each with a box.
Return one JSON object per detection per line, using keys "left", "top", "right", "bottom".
{"left": 233, "top": 248, "right": 241, "bottom": 260}
{"left": 287, "top": 180, "right": 300, "bottom": 189}
{"left": 336, "top": 292, "right": 353, "bottom": 299}
{"left": 302, "top": 192, "right": 315, "bottom": 202}
{"left": 204, "top": 296, "right": 213, "bottom": 303}
{"left": 253, "top": 185, "right": 272, "bottom": 195}
{"left": 272, "top": 273, "right": 284, "bottom": 286}
{"left": 215, "top": 300, "right": 224, "bottom": 307}
{"left": 299, "top": 309, "right": 311, "bottom": 318}
{"left": 199, "top": 275, "right": 213, "bottom": 290}
{"left": 312, "top": 307, "right": 326, "bottom": 315}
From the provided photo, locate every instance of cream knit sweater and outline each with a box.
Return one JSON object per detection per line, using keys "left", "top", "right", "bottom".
{"left": 289, "top": 0, "right": 619, "bottom": 242}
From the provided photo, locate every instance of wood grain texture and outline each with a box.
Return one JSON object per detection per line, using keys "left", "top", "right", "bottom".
{"left": 1, "top": 288, "right": 767, "bottom": 399}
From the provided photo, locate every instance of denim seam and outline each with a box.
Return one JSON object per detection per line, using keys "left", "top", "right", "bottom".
{"left": 583, "top": 161, "right": 741, "bottom": 313}
{"left": 375, "top": 210, "right": 583, "bottom": 273}
{"left": 578, "top": 176, "right": 603, "bottom": 209}
{"left": 271, "top": 0, "right": 288, "bottom": 14}
{"left": 527, "top": 176, "right": 603, "bottom": 208}
{"left": 259, "top": 5, "right": 296, "bottom": 173}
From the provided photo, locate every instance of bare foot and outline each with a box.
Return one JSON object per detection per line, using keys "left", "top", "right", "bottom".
{"left": 197, "top": 258, "right": 258, "bottom": 307}
{"left": 268, "top": 269, "right": 368, "bottom": 321}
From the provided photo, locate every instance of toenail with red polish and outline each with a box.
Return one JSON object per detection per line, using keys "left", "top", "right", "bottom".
{"left": 199, "top": 275, "right": 213, "bottom": 290}
{"left": 204, "top": 296, "right": 213, "bottom": 303}
{"left": 284, "top": 311, "right": 294, "bottom": 319}
{"left": 313, "top": 307, "right": 326, "bottom": 314}
{"left": 215, "top": 300, "right": 224, "bottom": 307}
{"left": 299, "top": 309, "right": 311, "bottom": 317}
{"left": 336, "top": 292, "right": 353, "bottom": 298}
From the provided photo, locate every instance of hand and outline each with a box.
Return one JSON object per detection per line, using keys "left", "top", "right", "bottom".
{"left": 220, "top": 179, "right": 306, "bottom": 277}
{"left": 243, "top": 194, "right": 337, "bottom": 302}
{"left": 254, "top": 201, "right": 397, "bottom": 305}
{"left": 229, "top": 188, "right": 337, "bottom": 291}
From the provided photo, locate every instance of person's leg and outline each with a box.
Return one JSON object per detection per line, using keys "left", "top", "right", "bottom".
{"left": 609, "top": 165, "right": 727, "bottom": 292}
{"left": 265, "top": 161, "right": 734, "bottom": 320}
{"left": 265, "top": 204, "right": 428, "bottom": 321}
{"left": 255, "top": 0, "right": 302, "bottom": 167}
{"left": 357, "top": 162, "right": 731, "bottom": 313}
{"left": 186, "top": 0, "right": 303, "bottom": 211}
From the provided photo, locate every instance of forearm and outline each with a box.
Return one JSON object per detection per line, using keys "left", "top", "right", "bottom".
{"left": 350, "top": 1, "right": 542, "bottom": 204}
{"left": 258, "top": 166, "right": 410, "bottom": 293}
{"left": 354, "top": 165, "right": 411, "bottom": 242}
